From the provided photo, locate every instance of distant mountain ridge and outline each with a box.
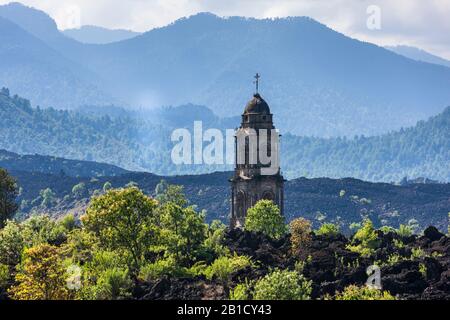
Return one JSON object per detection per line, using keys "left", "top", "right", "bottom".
{"left": 63, "top": 25, "right": 141, "bottom": 44}
{"left": 0, "top": 149, "right": 128, "bottom": 177}
{"left": 386, "top": 45, "right": 450, "bottom": 68}
{"left": 1, "top": 3, "right": 450, "bottom": 136}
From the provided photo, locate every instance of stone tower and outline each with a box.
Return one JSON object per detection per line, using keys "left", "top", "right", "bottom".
{"left": 230, "top": 90, "right": 285, "bottom": 228}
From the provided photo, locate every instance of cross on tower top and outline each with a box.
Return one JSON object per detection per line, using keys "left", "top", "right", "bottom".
{"left": 253, "top": 73, "right": 260, "bottom": 94}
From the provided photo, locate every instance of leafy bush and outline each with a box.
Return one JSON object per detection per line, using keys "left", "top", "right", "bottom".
{"left": 290, "top": 218, "right": 312, "bottom": 252}
{"left": 59, "top": 214, "right": 77, "bottom": 232}
{"left": 203, "top": 220, "right": 228, "bottom": 258}
{"left": 0, "top": 263, "right": 9, "bottom": 288}
{"left": 334, "top": 285, "right": 395, "bottom": 300}
{"left": 347, "top": 219, "right": 380, "bottom": 257}
{"left": 8, "top": 244, "right": 70, "bottom": 300}
{"left": 244, "top": 200, "right": 287, "bottom": 240}
{"left": 0, "top": 221, "right": 27, "bottom": 267}
{"left": 204, "top": 254, "right": 252, "bottom": 282}
{"left": 315, "top": 223, "right": 340, "bottom": 237}
{"left": 253, "top": 269, "right": 312, "bottom": 300}
{"left": 397, "top": 224, "right": 413, "bottom": 237}
{"left": 411, "top": 247, "right": 426, "bottom": 260}
{"left": 379, "top": 226, "right": 395, "bottom": 234}
{"left": 94, "top": 268, "right": 132, "bottom": 300}
{"left": 229, "top": 281, "right": 252, "bottom": 300}
{"left": 139, "top": 256, "right": 190, "bottom": 281}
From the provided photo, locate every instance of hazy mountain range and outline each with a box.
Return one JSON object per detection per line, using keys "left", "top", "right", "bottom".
{"left": 386, "top": 45, "right": 450, "bottom": 68}
{"left": 1, "top": 2, "right": 450, "bottom": 137}
{"left": 63, "top": 25, "right": 141, "bottom": 44}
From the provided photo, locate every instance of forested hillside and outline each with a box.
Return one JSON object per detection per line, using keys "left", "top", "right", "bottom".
{"left": 0, "top": 89, "right": 450, "bottom": 182}
{"left": 283, "top": 107, "right": 450, "bottom": 182}
{"left": 1, "top": 89, "right": 449, "bottom": 182}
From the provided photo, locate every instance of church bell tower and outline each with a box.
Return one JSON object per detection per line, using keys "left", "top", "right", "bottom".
{"left": 230, "top": 74, "right": 285, "bottom": 228}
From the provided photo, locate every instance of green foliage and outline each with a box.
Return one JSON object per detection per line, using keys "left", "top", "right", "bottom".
{"left": 159, "top": 202, "right": 207, "bottom": 264}
{"left": 315, "top": 223, "right": 340, "bottom": 237}
{"left": 0, "top": 263, "right": 9, "bottom": 288}
{"left": 59, "top": 214, "right": 77, "bottom": 232}
{"left": 244, "top": 200, "right": 287, "bottom": 240}
{"left": 229, "top": 281, "right": 252, "bottom": 300}
{"left": 61, "top": 228, "right": 99, "bottom": 264}
{"left": 82, "top": 187, "right": 158, "bottom": 271}
{"left": 8, "top": 244, "right": 70, "bottom": 300}
{"left": 397, "top": 224, "right": 413, "bottom": 237}
{"left": 347, "top": 219, "right": 380, "bottom": 257}
{"left": 103, "top": 182, "right": 112, "bottom": 193}
{"left": 72, "top": 182, "right": 87, "bottom": 198}
{"left": 411, "top": 247, "right": 426, "bottom": 260}
{"left": 39, "top": 188, "right": 57, "bottom": 208}
{"left": 0, "top": 168, "right": 18, "bottom": 228}
{"left": 204, "top": 254, "right": 252, "bottom": 282}
{"left": 253, "top": 269, "right": 312, "bottom": 300}
{"left": 419, "top": 263, "right": 427, "bottom": 278}
{"left": 334, "top": 285, "right": 395, "bottom": 300}
{"left": 0, "top": 220, "right": 27, "bottom": 267}
{"left": 379, "top": 226, "right": 396, "bottom": 234}
{"left": 290, "top": 218, "right": 312, "bottom": 252}
{"left": 203, "top": 220, "right": 228, "bottom": 258}
{"left": 93, "top": 268, "right": 132, "bottom": 300}
{"left": 139, "top": 256, "right": 190, "bottom": 281}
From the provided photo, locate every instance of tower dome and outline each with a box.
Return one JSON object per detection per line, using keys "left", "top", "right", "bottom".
{"left": 244, "top": 93, "right": 271, "bottom": 114}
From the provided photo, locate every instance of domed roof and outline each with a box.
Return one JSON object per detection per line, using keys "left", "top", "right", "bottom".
{"left": 244, "top": 94, "right": 271, "bottom": 114}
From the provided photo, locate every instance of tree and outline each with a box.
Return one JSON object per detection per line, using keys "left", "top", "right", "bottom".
{"left": 0, "top": 221, "right": 26, "bottom": 267}
{"left": 290, "top": 218, "right": 312, "bottom": 252}
{"left": 72, "top": 182, "right": 87, "bottom": 198}
{"left": 103, "top": 181, "right": 112, "bottom": 193}
{"left": 159, "top": 202, "right": 207, "bottom": 263}
{"left": 244, "top": 200, "right": 287, "bottom": 240}
{"left": 253, "top": 269, "right": 312, "bottom": 300}
{"left": 347, "top": 219, "right": 380, "bottom": 257}
{"left": 81, "top": 187, "right": 158, "bottom": 271}
{"left": 8, "top": 244, "right": 70, "bottom": 300}
{"left": 40, "top": 188, "right": 57, "bottom": 208}
{"left": 0, "top": 168, "right": 18, "bottom": 228}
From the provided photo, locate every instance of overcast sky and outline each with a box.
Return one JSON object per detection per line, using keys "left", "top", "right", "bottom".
{"left": 1, "top": 0, "right": 450, "bottom": 59}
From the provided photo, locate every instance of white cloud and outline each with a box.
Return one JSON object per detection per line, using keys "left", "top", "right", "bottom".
{"left": 1, "top": 0, "right": 449, "bottom": 59}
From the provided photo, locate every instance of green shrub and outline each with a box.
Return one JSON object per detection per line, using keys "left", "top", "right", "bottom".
{"left": 139, "top": 256, "right": 189, "bottom": 281}
{"left": 411, "top": 247, "right": 426, "bottom": 260}
{"left": 290, "top": 218, "right": 312, "bottom": 252}
{"left": 335, "top": 285, "right": 395, "bottom": 300}
{"left": 346, "top": 219, "right": 379, "bottom": 257}
{"left": 203, "top": 220, "right": 228, "bottom": 258}
{"left": 59, "top": 214, "right": 77, "bottom": 232}
{"left": 253, "top": 269, "right": 312, "bottom": 300}
{"left": 94, "top": 268, "right": 132, "bottom": 300}
{"left": 0, "top": 263, "right": 9, "bottom": 288}
{"left": 379, "top": 226, "right": 395, "bottom": 234}
{"left": 244, "top": 200, "right": 287, "bottom": 240}
{"left": 315, "top": 223, "right": 340, "bottom": 237}
{"left": 229, "top": 281, "right": 252, "bottom": 300}
{"left": 204, "top": 254, "right": 252, "bottom": 282}
{"left": 397, "top": 224, "right": 413, "bottom": 237}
